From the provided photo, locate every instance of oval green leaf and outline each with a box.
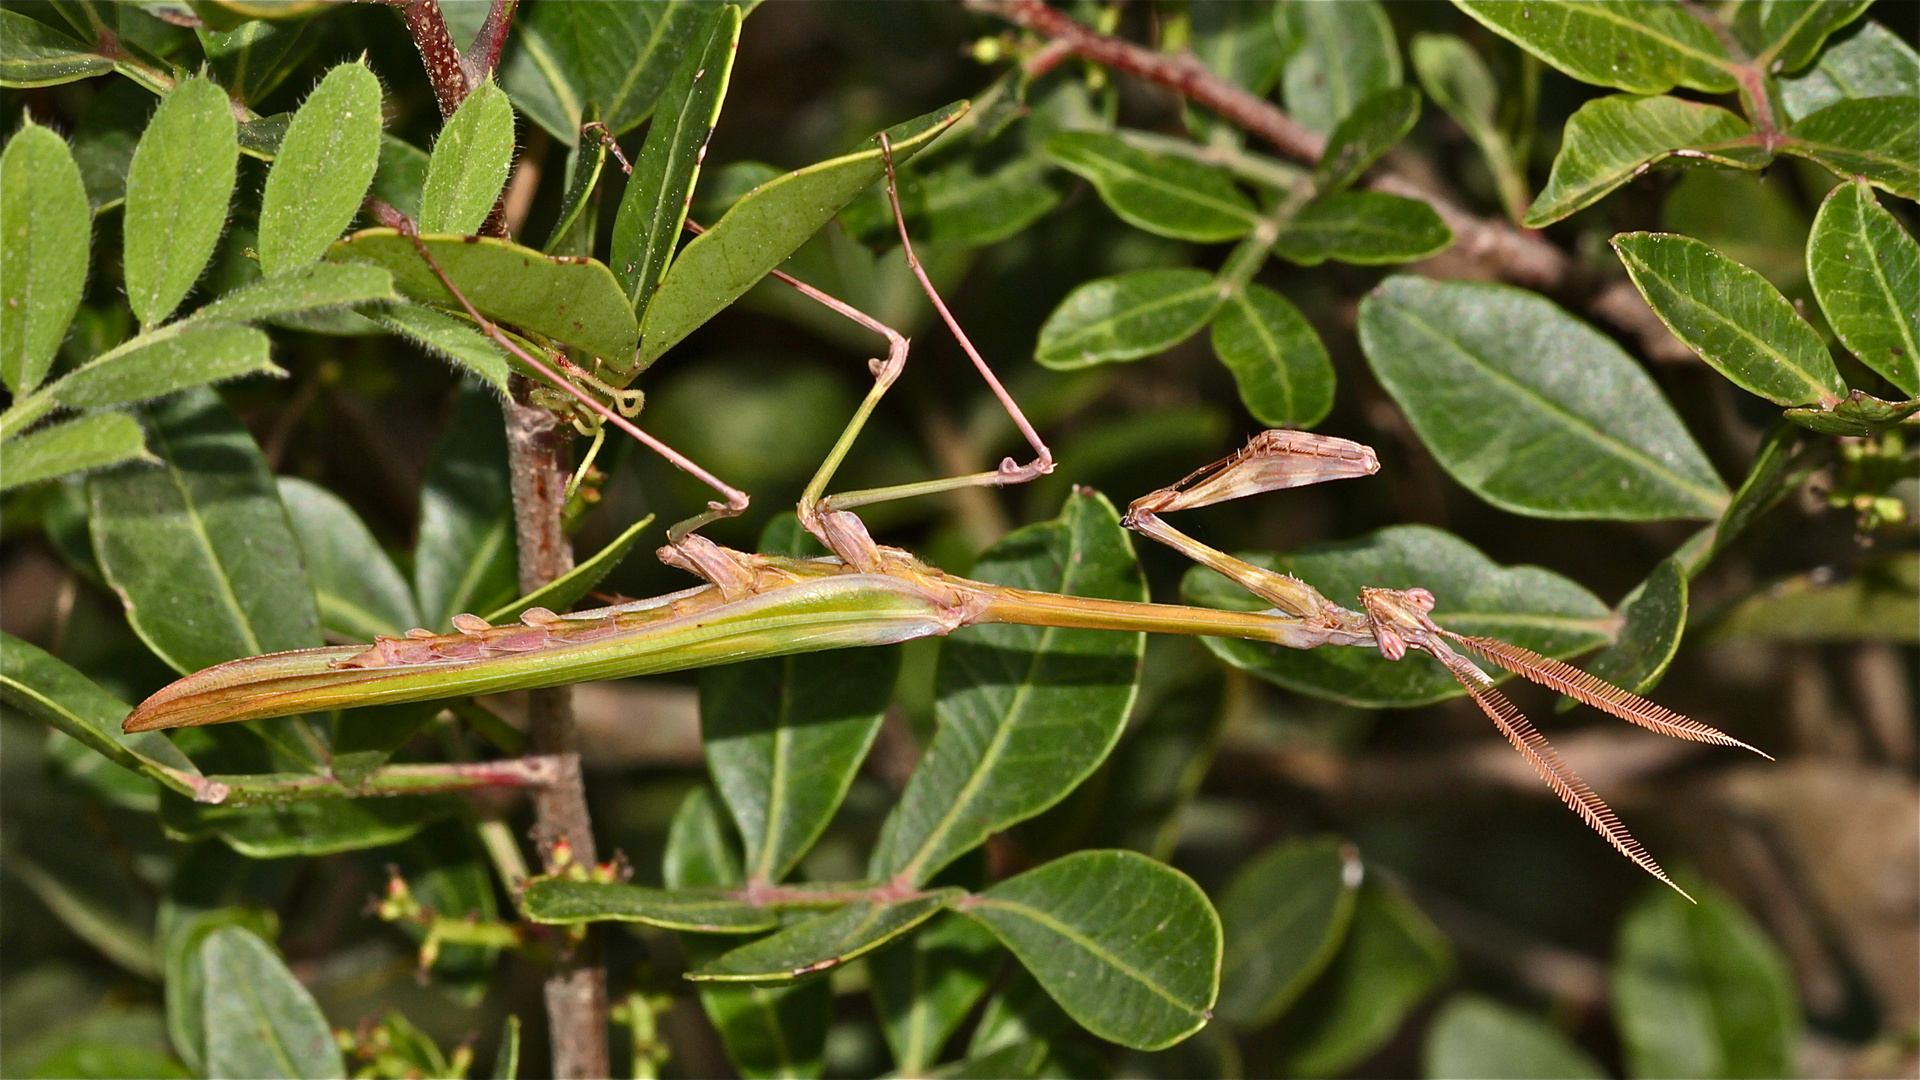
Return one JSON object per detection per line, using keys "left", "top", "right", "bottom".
{"left": 961, "top": 849, "right": 1221, "bottom": 1052}
{"left": 258, "top": 61, "right": 382, "bottom": 274}
{"left": 1453, "top": 1, "right": 1737, "bottom": 95}
{"left": 1809, "top": 178, "right": 1919, "bottom": 395}
{"left": 1035, "top": 268, "right": 1223, "bottom": 370}
{"left": 163, "top": 792, "right": 462, "bottom": 857}
{"left": 1184, "top": 525, "right": 1613, "bottom": 708}
{"left": 1526, "top": 95, "right": 1767, "bottom": 227}
{"left": 870, "top": 490, "right": 1147, "bottom": 885}
{"left": 328, "top": 230, "right": 638, "bottom": 364}
{"left": 1274, "top": 190, "right": 1452, "bottom": 266}
{"left": 0, "top": 412, "right": 152, "bottom": 492}
{"left": 613, "top": 4, "right": 740, "bottom": 314}
{"left": 1780, "top": 20, "right": 1918, "bottom": 123}
{"left": 1, "top": 120, "right": 91, "bottom": 395}
{"left": 0, "top": 632, "right": 204, "bottom": 793}
{"left": 368, "top": 301, "right": 510, "bottom": 392}
{"left": 419, "top": 81, "right": 516, "bottom": 236}
{"left": 1779, "top": 95, "right": 1919, "bottom": 201}
{"left": 1359, "top": 275, "right": 1729, "bottom": 519}
{"left": 522, "top": 880, "right": 778, "bottom": 933}
{"left": 1424, "top": 994, "right": 1607, "bottom": 1079}
{"left": 50, "top": 323, "right": 280, "bottom": 410}
{"left": 277, "top": 477, "right": 419, "bottom": 642}
{"left": 869, "top": 913, "right": 1002, "bottom": 1074}
{"left": 1736, "top": 0, "right": 1873, "bottom": 73}
{"left": 1210, "top": 283, "right": 1335, "bottom": 428}
{"left": 1278, "top": 0, "right": 1402, "bottom": 134}
{"left": 639, "top": 101, "right": 966, "bottom": 368}
{"left": 690, "top": 892, "right": 960, "bottom": 982}
{"left": 193, "top": 263, "right": 397, "bottom": 325}
{"left": 0, "top": 9, "right": 110, "bottom": 87}
{"left": 1315, "top": 85, "right": 1421, "bottom": 196}
{"left": 500, "top": 1, "right": 729, "bottom": 140}
{"left": 1611, "top": 884, "right": 1800, "bottom": 1079}
{"left": 1216, "top": 836, "right": 1361, "bottom": 1029}
{"left": 1613, "top": 232, "right": 1844, "bottom": 407}
{"left": 199, "top": 926, "right": 346, "bottom": 1080}
{"left": 1045, "top": 131, "right": 1257, "bottom": 242}
{"left": 123, "top": 76, "right": 238, "bottom": 326}
{"left": 1581, "top": 557, "right": 1688, "bottom": 699}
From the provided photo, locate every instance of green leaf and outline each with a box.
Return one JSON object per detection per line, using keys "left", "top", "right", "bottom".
{"left": 257, "top": 61, "right": 382, "bottom": 274}
{"left": 160, "top": 854, "right": 282, "bottom": 1076}
{"left": 870, "top": 491, "right": 1147, "bottom": 885}
{"left": 413, "top": 383, "right": 518, "bottom": 631}
{"left": 89, "top": 388, "right": 321, "bottom": 674}
{"left": 1358, "top": 276, "right": 1729, "bottom": 519}
{"left": 1581, "top": 557, "right": 1687, "bottom": 698}
{"left": 612, "top": 4, "right": 741, "bottom": 314}
{"left": 0, "top": 632, "right": 204, "bottom": 795}
{"left": 1700, "top": 422, "right": 1813, "bottom": 565}
{"left": 419, "top": 81, "right": 515, "bottom": 236}
{"left": 1044, "top": 131, "right": 1258, "bottom": 242}
{"left": 1412, "top": 33, "right": 1528, "bottom": 221}
{"left": 499, "top": 1, "right": 730, "bottom": 140}
{"left": 6, "top": 848, "right": 158, "bottom": 981}
{"left": 1274, "top": 191, "right": 1452, "bottom": 266}
{"left": 1661, "top": 168, "right": 1811, "bottom": 293}
{"left": 542, "top": 130, "right": 606, "bottom": 257}
{"left": 0, "top": 413, "right": 152, "bottom": 492}
{"left": 522, "top": 880, "right": 778, "bottom": 933}
{"left": 1783, "top": 388, "right": 1920, "bottom": 435}
{"left": 1185, "top": 525, "right": 1612, "bottom": 708}
{"left": 1733, "top": 0, "right": 1872, "bottom": 72}
{"left": 638, "top": 101, "right": 966, "bottom": 367}
{"left": 1809, "top": 178, "right": 1919, "bottom": 395}
{"left": 368, "top": 302, "right": 510, "bottom": 392}
{"left": 1216, "top": 836, "right": 1361, "bottom": 1029}
{"left": 162, "top": 791, "right": 463, "bottom": 857}
{"left": 969, "top": 968, "right": 1075, "bottom": 1058}
{"left": 198, "top": 18, "right": 309, "bottom": 105}
{"left": 870, "top": 913, "right": 1002, "bottom": 1075}
{"left": 1035, "top": 268, "right": 1223, "bottom": 370}
{"left": 1210, "top": 283, "right": 1335, "bottom": 428}
{"left": 194, "top": 263, "right": 396, "bottom": 325}
{"left": 1612, "top": 232, "right": 1845, "bottom": 407}
{"left": 917, "top": 152, "right": 1065, "bottom": 247}
{"left": 198, "top": 926, "right": 347, "bottom": 1079}
{"left": 692, "top": 892, "right": 960, "bottom": 982}
{"left": 1, "top": 120, "right": 91, "bottom": 395}
{"left": 1711, "top": 553, "right": 1917, "bottom": 643}
{"left": 1779, "top": 20, "right": 1919, "bottom": 123}
{"left": 482, "top": 513, "right": 656, "bottom": 625}
{"left": 1278, "top": 0, "right": 1402, "bottom": 134}
{"left": 1191, "top": 0, "right": 1284, "bottom": 95}
{"left": 663, "top": 789, "right": 832, "bottom": 1080}
{"left": 1270, "top": 879, "right": 1453, "bottom": 1077}
{"left": 1452, "top": 1, "right": 1736, "bottom": 95}
{"left": 49, "top": 323, "right": 280, "bottom": 410}
{"left": 327, "top": 230, "right": 639, "bottom": 367}
{"left": 277, "top": 477, "right": 419, "bottom": 641}
{"left": 122, "top": 76, "right": 237, "bottom": 326}
{"left": 371, "top": 133, "right": 431, "bottom": 221}
{"left": 1779, "top": 95, "right": 1920, "bottom": 201}
{"left": 960, "top": 849, "right": 1221, "bottom": 1052}
{"left": 1525, "top": 95, "right": 1766, "bottom": 227}
{"left": 1611, "top": 884, "right": 1800, "bottom": 1079}
{"left": 1423, "top": 994, "right": 1606, "bottom": 1079}
{"left": 490, "top": 1016, "right": 519, "bottom": 1080}
{"left": 1315, "top": 86, "right": 1421, "bottom": 196}
{"left": 0, "top": 9, "right": 110, "bottom": 86}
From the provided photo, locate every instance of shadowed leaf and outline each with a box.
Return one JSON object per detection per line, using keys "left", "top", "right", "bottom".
{"left": 1216, "top": 836, "right": 1360, "bottom": 1028}
{"left": 199, "top": 926, "right": 346, "bottom": 1079}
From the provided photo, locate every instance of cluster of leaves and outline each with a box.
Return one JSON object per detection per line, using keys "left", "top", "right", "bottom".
{"left": 0, "top": 1, "right": 1911, "bottom": 1078}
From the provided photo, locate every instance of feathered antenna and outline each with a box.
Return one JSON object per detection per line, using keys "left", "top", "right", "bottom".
{"left": 1442, "top": 633, "right": 1771, "bottom": 759}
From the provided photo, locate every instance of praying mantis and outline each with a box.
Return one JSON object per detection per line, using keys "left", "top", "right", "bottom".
{"left": 124, "top": 129, "right": 1767, "bottom": 899}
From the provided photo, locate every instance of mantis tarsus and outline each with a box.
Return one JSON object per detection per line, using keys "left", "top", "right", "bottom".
{"left": 125, "top": 129, "right": 1766, "bottom": 898}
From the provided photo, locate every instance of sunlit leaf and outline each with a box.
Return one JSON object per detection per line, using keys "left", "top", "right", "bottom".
{"left": 1278, "top": 0, "right": 1401, "bottom": 134}
{"left": 1274, "top": 191, "right": 1452, "bottom": 266}
{"left": 1612, "top": 884, "right": 1800, "bottom": 1079}
{"left": 961, "top": 850, "right": 1221, "bottom": 1052}
{"left": 612, "top": 4, "right": 740, "bottom": 315}
{"left": 1045, "top": 131, "right": 1258, "bottom": 242}
{"left": 870, "top": 491, "right": 1147, "bottom": 885}
{"left": 1210, "top": 283, "right": 1335, "bottom": 428}
{"left": 1, "top": 120, "right": 91, "bottom": 395}
{"left": 1035, "top": 268, "right": 1223, "bottom": 370}
{"left": 419, "top": 81, "right": 515, "bottom": 236}
{"left": 1808, "top": 178, "right": 1919, "bottom": 395}
{"left": 123, "top": 76, "right": 237, "bottom": 326}
{"left": 1526, "top": 95, "right": 1766, "bottom": 227}
{"left": 0, "top": 8, "right": 110, "bottom": 86}
{"left": 1358, "top": 276, "right": 1729, "bottom": 519}
{"left": 0, "top": 412, "right": 152, "bottom": 492}
{"left": 1185, "top": 525, "right": 1612, "bottom": 708}
{"left": 258, "top": 61, "right": 382, "bottom": 274}
{"left": 0, "top": 633, "right": 204, "bottom": 796}
{"left": 1216, "top": 836, "right": 1360, "bottom": 1029}
{"left": 1453, "top": 1, "right": 1737, "bottom": 95}
{"left": 193, "top": 263, "right": 396, "bottom": 326}
{"left": 1612, "top": 232, "right": 1844, "bottom": 407}
{"left": 50, "top": 324, "right": 280, "bottom": 410}
{"left": 1780, "top": 95, "right": 1919, "bottom": 201}
{"left": 368, "top": 302, "right": 510, "bottom": 392}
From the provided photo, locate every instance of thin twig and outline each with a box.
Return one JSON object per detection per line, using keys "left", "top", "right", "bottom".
{"left": 397, "top": 0, "right": 473, "bottom": 118}
{"left": 965, "top": 0, "right": 1573, "bottom": 289}
{"left": 469, "top": 0, "right": 520, "bottom": 79}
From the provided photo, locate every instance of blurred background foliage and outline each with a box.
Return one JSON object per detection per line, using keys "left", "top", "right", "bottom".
{"left": 1, "top": 1, "right": 1916, "bottom": 1078}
